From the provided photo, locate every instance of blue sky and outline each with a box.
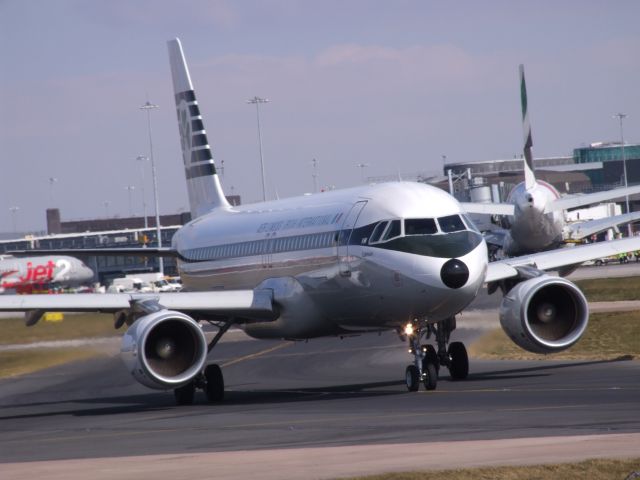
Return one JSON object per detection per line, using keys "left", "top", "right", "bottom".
{"left": 1, "top": 0, "right": 639, "bottom": 231}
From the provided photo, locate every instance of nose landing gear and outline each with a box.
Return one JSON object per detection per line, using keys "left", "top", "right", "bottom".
{"left": 402, "top": 316, "right": 469, "bottom": 392}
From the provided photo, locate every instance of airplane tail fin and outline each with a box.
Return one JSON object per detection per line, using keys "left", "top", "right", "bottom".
{"left": 167, "top": 38, "right": 230, "bottom": 218}
{"left": 519, "top": 64, "right": 536, "bottom": 190}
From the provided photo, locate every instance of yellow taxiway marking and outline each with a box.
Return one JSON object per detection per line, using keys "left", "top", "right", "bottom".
{"left": 220, "top": 342, "right": 293, "bottom": 368}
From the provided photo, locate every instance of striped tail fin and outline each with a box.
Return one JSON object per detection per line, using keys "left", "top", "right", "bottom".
{"left": 167, "top": 38, "right": 230, "bottom": 218}
{"left": 519, "top": 64, "right": 536, "bottom": 190}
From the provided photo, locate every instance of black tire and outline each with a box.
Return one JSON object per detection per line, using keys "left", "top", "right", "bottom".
{"left": 174, "top": 381, "right": 195, "bottom": 405}
{"left": 423, "top": 344, "right": 440, "bottom": 374}
{"left": 205, "top": 364, "right": 224, "bottom": 402}
{"left": 423, "top": 362, "right": 438, "bottom": 391}
{"left": 448, "top": 341, "right": 469, "bottom": 380}
{"left": 405, "top": 365, "right": 420, "bottom": 392}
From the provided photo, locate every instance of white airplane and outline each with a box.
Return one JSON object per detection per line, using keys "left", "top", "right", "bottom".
{"left": 462, "top": 64, "right": 640, "bottom": 257}
{"left": 1, "top": 40, "right": 640, "bottom": 405}
{"left": 0, "top": 254, "right": 94, "bottom": 294}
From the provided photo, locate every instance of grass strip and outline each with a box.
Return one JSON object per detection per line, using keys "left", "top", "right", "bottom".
{"left": 341, "top": 458, "right": 640, "bottom": 480}
{"left": 469, "top": 310, "right": 640, "bottom": 360}
{"left": 575, "top": 276, "right": 640, "bottom": 302}
{"left": 0, "top": 313, "right": 116, "bottom": 345}
{"left": 0, "top": 348, "right": 109, "bottom": 378}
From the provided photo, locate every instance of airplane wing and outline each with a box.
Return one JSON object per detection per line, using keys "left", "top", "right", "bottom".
{"left": 545, "top": 184, "right": 640, "bottom": 213}
{"left": 0, "top": 290, "right": 277, "bottom": 324}
{"left": 485, "top": 236, "right": 640, "bottom": 283}
{"left": 565, "top": 211, "right": 640, "bottom": 240}
{"left": 460, "top": 202, "right": 515, "bottom": 216}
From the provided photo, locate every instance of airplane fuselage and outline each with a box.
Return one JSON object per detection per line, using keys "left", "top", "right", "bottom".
{"left": 0, "top": 255, "right": 94, "bottom": 293}
{"left": 503, "top": 180, "right": 564, "bottom": 256}
{"left": 173, "top": 182, "right": 488, "bottom": 340}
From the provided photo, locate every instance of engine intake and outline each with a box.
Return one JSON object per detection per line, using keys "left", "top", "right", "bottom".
{"left": 121, "top": 310, "right": 207, "bottom": 389}
{"left": 499, "top": 275, "right": 588, "bottom": 354}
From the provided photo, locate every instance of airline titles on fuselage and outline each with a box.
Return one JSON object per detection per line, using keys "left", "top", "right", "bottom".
{"left": 1, "top": 259, "right": 72, "bottom": 289}
{"left": 256, "top": 212, "right": 344, "bottom": 234}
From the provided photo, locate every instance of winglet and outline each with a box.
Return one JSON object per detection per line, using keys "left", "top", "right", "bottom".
{"left": 168, "top": 38, "right": 230, "bottom": 218}
{"left": 519, "top": 64, "right": 536, "bottom": 190}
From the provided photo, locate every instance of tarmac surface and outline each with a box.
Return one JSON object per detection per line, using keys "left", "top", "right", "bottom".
{"left": 1, "top": 319, "right": 640, "bottom": 478}
{"left": 1, "top": 263, "right": 639, "bottom": 478}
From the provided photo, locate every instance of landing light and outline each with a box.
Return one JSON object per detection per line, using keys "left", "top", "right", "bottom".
{"left": 404, "top": 323, "right": 414, "bottom": 336}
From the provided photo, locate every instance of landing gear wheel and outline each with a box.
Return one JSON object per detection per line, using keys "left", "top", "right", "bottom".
{"left": 405, "top": 365, "right": 420, "bottom": 392}
{"left": 422, "top": 362, "right": 438, "bottom": 391}
{"left": 423, "top": 344, "right": 440, "bottom": 374}
{"left": 448, "top": 342, "right": 469, "bottom": 380}
{"left": 204, "top": 364, "right": 224, "bottom": 402}
{"left": 174, "top": 381, "right": 195, "bottom": 405}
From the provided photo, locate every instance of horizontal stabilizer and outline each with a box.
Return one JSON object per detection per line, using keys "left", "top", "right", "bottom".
{"left": 461, "top": 202, "right": 515, "bottom": 216}
{"left": 565, "top": 211, "right": 640, "bottom": 240}
{"left": 545, "top": 184, "right": 640, "bottom": 213}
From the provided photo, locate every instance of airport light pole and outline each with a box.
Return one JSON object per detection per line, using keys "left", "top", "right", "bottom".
{"left": 140, "top": 100, "right": 163, "bottom": 275}
{"left": 356, "top": 163, "right": 370, "bottom": 184}
{"left": 125, "top": 185, "right": 135, "bottom": 217}
{"left": 311, "top": 158, "right": 319, "bottom": 193}
{"left": 135, "top": 155, "right": 149, "bottom": 229}
{"left": 103, "top": 200, "right": 110, "bottom": 218}
{"left": 613, "top": 113, "right": 631, "bottom": 235}
{"left": 9, "top": 206, "right": 19, "bottom": 233}
{"left": 247, "top": 96, "right": 269, "bottom": 201}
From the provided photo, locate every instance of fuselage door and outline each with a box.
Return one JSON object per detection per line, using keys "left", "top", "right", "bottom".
{"left": 338, "top": 200, "right": 368, "bottom": 276}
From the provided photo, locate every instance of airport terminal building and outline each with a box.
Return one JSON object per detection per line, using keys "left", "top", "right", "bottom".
{"left": 442, "top": 142, "right": 640, "bottom": 209}
{"left": 0, "top": 195, "right": 241, "bottom": 285}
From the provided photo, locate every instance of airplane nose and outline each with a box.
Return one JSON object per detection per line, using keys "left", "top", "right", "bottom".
{"left": 440, "top": 259, "right": 469, "bottom": 289}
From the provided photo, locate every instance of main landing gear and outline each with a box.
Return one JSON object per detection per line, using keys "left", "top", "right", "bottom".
{"left": 174, "top": 320, "right": 232, "bottom": 406}
{"left": 402, "top": 316, "right": 469, "bottom": 392}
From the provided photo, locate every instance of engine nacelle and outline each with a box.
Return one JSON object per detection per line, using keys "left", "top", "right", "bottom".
{"left": 121, "top": 310, "right": 207, "bottom": 389}
{"left": 499, "top": 275, "right": 588, "bottom": 354}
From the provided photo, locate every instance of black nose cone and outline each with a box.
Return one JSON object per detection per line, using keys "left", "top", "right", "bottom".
{"left": 440, "top": 259, "right": 469, "bottom": 289}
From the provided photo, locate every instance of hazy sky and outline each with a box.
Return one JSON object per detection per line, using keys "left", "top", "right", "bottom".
{"left": 1, "top": 0, "right": 639, "bottom": 232}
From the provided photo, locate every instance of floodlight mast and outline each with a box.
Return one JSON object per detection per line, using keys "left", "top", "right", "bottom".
{"left": 613, "top": 113, "right": 632, "bottom": 236}
{"left": 247, "top": 96, "right": 269, "bottom": 201}
{"left": 140, "top": 100, "right": 163, "bottom": 275}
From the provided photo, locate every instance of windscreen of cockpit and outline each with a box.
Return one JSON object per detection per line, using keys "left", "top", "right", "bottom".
{"left": 369, "top": 213, "right": 482, "bottom": 257}
{"left": 368, "top": 214, "right": 479, "bottom": 246}
{"left": 405, "top": 214, "right": 473, "bottom": 235}
{"left": 436, "top": 214, "right": 466, "bottom": 233}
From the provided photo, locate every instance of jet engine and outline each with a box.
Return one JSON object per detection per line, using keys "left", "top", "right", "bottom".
{"left": 499, "top": 275, "right": 588, "bottom": 354}
{"left": 120, "top": 310, "right": 208, "bottom": 389}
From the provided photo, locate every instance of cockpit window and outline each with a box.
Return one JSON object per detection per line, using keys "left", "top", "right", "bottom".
{"left": 461, "top": 213, "right": 480, "bottom": 233}
{"left": 382, "top": 220, "right": 402, "bottom": 241}
{"left": 405, "top": 218, "right": 438, "bottom": 235}
{"left": 437, "top": 214, "right": 466, "bottom": 233}
{"left": 368, "top": 221, "right": 388, "bottom": 244}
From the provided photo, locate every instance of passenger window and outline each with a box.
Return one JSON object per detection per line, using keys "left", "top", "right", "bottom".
{"left": 369, "top": 221, "right": 388, "bottom": 244}
{"left": 382, "top": 220, "right": 401, "bottom": 241}
{"left": 437, "top": 214, "right": 466, "bottom": 233}
{"left": 405, "top": 218, "right": 438, "bottom": 235}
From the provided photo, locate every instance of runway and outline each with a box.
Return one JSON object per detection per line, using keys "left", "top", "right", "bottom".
{"left": 1, "top": 313, "right": 639, "bottom": 477}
